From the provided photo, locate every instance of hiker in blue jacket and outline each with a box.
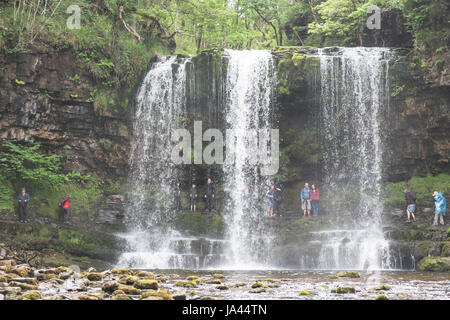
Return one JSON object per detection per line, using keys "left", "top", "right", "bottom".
{"left": 432, "top": 191, "right": 446, "bottom": 226}
{"left": 300, "top": 183, "right": 311, "bottom": 217}
{"left": 17, "top": 188, "right": 30, "bottom": 223}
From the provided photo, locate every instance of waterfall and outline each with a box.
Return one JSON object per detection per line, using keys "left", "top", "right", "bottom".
{"left": 117, "top": 48, "right": 398, "bottom": 271}
{"left": 117, "top": 56, "right": 190, "bottom": 269}
{"left": 311, "top": 47, "right": 394, "bottom": 270}
{"left": 222, "top": 50, "right": 278, "bottom": 268}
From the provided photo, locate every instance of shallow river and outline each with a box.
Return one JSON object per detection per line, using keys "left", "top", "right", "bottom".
{"left": 148, "top": 269, "right": 450, "bottom": 300}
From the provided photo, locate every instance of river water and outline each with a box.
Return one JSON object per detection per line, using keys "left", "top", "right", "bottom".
{"left": 140, "top": 269, "right": 450, "bottom": 300}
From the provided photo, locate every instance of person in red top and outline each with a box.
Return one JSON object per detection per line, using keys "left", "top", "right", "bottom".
{"left": 61, "top": 194, "right": 71, "bottom": 223}
{"left": 311, "top": 185, "right": 320, "bottom": 216}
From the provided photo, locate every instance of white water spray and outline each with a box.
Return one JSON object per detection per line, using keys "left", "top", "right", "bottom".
{"left": 222, "top": 50, "right": 278, "bottom": 269}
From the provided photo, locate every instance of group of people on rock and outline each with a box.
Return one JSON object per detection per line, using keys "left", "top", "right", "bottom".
{"left": 266, "top": 182, "right": 320, "bottom": 218}
{"left": 16, "top": 188, "right": 71, "bottom": 223}
{"left": 16, "top": 182, "right": 446, "bottom": 227}
{"left": 174, "top": 178, "right": 216, "bottom": 213}
{"left": 403, "top": 189, "right": 446, "bottom": 226}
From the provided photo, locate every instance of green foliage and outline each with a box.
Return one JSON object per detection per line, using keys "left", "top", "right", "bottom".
{"left": 418, "top": 256, "right": 450, "bottom": 272}
{"left": 67, "top": 74, "right": 81, "bottom": 85}
{"left": 99, "top": 138, "right": 113, "bottom": 151}
{"left": 175, "top": 213, "right": 226, "bottom": 237}
{"left": 0, "top": 181, "right": 15, "bottom": 213}
{"left": 0, "top": 141, "right": 104, "bottom": 219}
{"left": 385, "top": 174, "right": 450, "bottom": 207}
{"left": 177, "top": 213, "right": 209, "bottom": 235}
{"left": 391, "top": 85, "right": 405, "bottom": 97}
{"left": 0, "top": 141, "right": 67, "bottom": 191}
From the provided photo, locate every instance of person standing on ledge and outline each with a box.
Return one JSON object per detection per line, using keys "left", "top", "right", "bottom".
{"left": 60, "top": 194, "right": 71, "bottom": 223}
{"left": 204, "top": 178, "right": 215, "bottom": 213}
{"left": 311, "top": 184, "right": 320, "bottom": 216}
{"left": 17, "top": 188, "right": 30, "bottom": 223}
{"left": 189, "top": 184, "right": 198, "bottom": 212}
{"left": 300, "top": 182, "right": 311, "bottom": 217}
{"left": 432, "top": 191, "right": 446, "bottom": 226}
{"left": 266, "top": 184, "right": 276, "bottom": 218}
{"left": 403, "top": 189, "right": 417, "bottom": 223}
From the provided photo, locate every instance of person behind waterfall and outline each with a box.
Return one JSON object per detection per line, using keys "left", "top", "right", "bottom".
{"left": 432, "top": 191, "right": 446, "bottom": 226}
{"left": 274, "top": 185, "right": 282, "bottom": 216}
{"left": 59, "top": 194, "right": 71, "bottom": 223}
{"left": 17, "top": 188, "right": 30, "bottom": 223}
{"left": 266, "top": 184, "right": 275, "bottom": 218}
{"left": 300, "top": 182, "right": 311, "bottom": 217}
{"left": 174, "top": 182, "right": 182, "bottom": 211}
{"left": 403, "top": 189, "right": 417, "bottom": 223}
{"left": 189, "top": 184, "right": 198, "bottom": 212}
{"left": 311, "top": 184, "right": 320, "bottom": 216}
{"left": 204, "top": 178, "right": 215, "bottom": 213}
{"left": 242, "top": 184, "right": 252, "bottom": 212}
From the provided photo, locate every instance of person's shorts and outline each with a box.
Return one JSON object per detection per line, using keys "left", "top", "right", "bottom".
{"left": 302, "top": 199, "right": 311, "bottom": 210}
{"left": 407, "top": 204, "right": 415, "bottom": 213}
{"left": 190, "top": 198, "right": 197, "bottom": 205}
{"left": 268, "top": 199, "right": 274, "bottom": 208}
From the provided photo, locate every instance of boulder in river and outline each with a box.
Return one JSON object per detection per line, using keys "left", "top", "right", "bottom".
{"left": 9, "top": 278, "right": 38, "bottom": 285}
{"left": 335, "top": 271, "right": 360, "bottom": 278}
{"left": 299, "top": 289, "right": 313, "bottom": 296}
{"left": 418, "top": 256, "right": 450, "bottom": 272}
{"left": 134, "top": 279, "right": 158, "bottom": 290}
{"left": 21, "top": 290, "right": 41, "bottom": 300}
{"left": 336, "top": 287, "right": 356, "bottom": 294}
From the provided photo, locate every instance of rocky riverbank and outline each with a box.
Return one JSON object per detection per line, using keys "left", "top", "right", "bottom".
{"left": 1, "top": 257, "right": 449, "bottom": 300}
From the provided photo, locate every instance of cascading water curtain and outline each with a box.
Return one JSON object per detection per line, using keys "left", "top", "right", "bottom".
{"left": 118, "top": 56, "right": 189, "bottom": 268}
{"left": 317, "top": 47, "right": 394, "bottom": 270}
{"left": 222, "top": 50, "right": 278, "bottom": 269}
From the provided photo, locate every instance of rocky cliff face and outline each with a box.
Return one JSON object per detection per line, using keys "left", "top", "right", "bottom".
{"left": 385, "top": 57, "right": 450, "bottom": 181}
{"left": 0, "top": 47, "right": 130, "bottom": 178}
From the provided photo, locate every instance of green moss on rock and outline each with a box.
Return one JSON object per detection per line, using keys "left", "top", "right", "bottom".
{"left": 418, "top": 257, "right": 450, "bottom": 272}
{"left": 374, "top": 285, "right": 391, "bottom": 291}
{"left": 336, "top": 271, "right": 360, "bottom": 278}
{"left": 336, "top": 287, "right": 356, "bottom": 294}
{"left": 21, "top": 290, "right": 41, "bottom": 300}
{"left": 251, "top": 281, "right": 267, "bottom": 288}
{"left": 83, "top": 272, "right": 103, "bottom": 281}
{"left": 299, "top": 289, "right": 313, "bottom": 296}
{"left": 134, "top": 279, "right": 158, "bottom": 290}
{"left": 441, "top": 242, "right": 450, "bottom": 257}
{"left": 175, "top": 281, "right": 198, "bottom": 288}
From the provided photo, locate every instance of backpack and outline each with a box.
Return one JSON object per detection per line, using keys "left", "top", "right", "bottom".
{"left": 59, "top": 196, "right": 68, "bottom": 208}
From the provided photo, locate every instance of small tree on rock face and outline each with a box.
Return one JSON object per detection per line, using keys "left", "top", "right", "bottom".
{"left": 0, "top": 140, "right": 68, "bottom": 191}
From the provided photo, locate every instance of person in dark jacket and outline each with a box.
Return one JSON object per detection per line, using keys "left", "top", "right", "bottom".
{"left": 174, "top": 182, "right": 182, "bottom": 211}
{"left": 204, "top": 178, "right": 215, "bottom": 213}
{"left": 189, "top": 184, "right": 198, "bottom": 212}
{"left": 17, "top": 188, "right": 30, "bottom": 223}
{"left": 60, "top": 194, "right": 71, "bottom": 223}
{"left": 403, "top": 189, "right": 417, "bottom": 223}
